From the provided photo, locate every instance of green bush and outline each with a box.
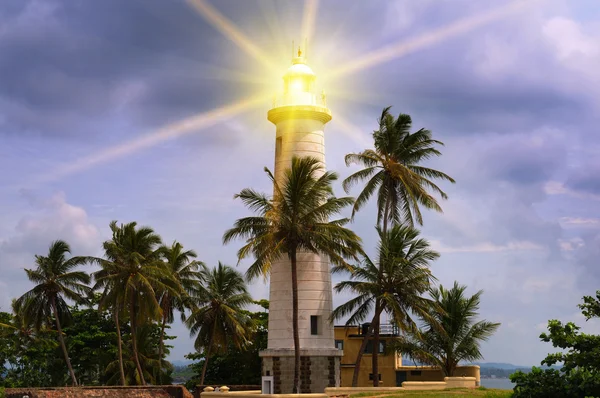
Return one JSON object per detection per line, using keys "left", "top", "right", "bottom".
{"left": 0, "top": 386, "right": 5, "bottom": 398}
{"left": 511, "top": 367, "right": 600, "bottom": 398}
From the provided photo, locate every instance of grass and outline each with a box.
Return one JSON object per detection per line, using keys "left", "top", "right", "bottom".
{"left": 350, "top": 387, "right": 512, "bottom": 398}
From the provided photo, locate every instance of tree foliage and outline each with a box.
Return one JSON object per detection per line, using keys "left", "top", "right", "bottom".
{"left": 511, "top": 291, "right": 600, "bottom": 397}
{"left": 394, "top": 281, "right": 500, "bottom": 377}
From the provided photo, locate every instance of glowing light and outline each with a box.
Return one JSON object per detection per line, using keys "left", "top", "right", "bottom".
{"left": 185, "top": 0, "right": 280, "bottom": 74}
{"left": 301, "top": 0, "right": 319, "bottom": 49}
{"left": 34, "top": 94, "right": 269, "bottom": 184}
{"left": 326, "top": 0, "right": 530, "bottom": 80}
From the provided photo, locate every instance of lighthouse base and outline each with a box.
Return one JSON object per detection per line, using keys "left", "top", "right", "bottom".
{"left": 260, "top": 349, "right": 342, "bottom": 394}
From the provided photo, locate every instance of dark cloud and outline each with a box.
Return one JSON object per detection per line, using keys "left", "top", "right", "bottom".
{"left": 566, "top": 164, "right": 600, "bottom": 196}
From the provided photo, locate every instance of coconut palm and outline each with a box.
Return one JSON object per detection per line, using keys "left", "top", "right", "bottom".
{"left": 185, "top": 262, "right": 253, "bottom": 386}
{"left": 343, "top": 107, "right": 454, "bottom": 385}
{"left": 15, "top": 240, "right": 91, "bottom": 386}
{"left": 223, "top": 156, "right": 363, "bottom": 393}
{"left": 332, "top": 225, "right": 438, "bottom": 386}
{"left": 95, "top": 220, "right": 177, "bottom": 385}
{"left": 393, "top": 281, "right": 500, "bottom": 377}
{"left": 156, "top": 241, "right": 204, "bottom": 384}
{"left": 343, "top": 107, "right": 455, "bottom": 229}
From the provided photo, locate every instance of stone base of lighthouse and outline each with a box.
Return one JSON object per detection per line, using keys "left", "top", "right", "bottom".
{"left": 260, "top": 349, "right": 342, "bottom": 393}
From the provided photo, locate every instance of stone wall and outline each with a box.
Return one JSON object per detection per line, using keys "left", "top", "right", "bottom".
{"left": 5, "top": 386, "right": 193, "bottom": 398}
{"left": 262, "top": 355, "right": 340, "bottom": 393}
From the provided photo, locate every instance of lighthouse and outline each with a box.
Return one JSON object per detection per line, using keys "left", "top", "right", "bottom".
{"left": 259, "top": 49, "right": 342, "bottom": 394}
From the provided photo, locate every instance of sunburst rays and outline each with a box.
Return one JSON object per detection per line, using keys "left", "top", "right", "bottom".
{"left": 33, "top": 93, "right": 269, "bottom": 184}
{"left": 34, "top": 0, "right": 532, "bottom": 185}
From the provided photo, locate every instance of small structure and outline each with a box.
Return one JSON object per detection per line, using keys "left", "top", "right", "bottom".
{"left": 334, "top": 324, "right": 480, "bottom": 386}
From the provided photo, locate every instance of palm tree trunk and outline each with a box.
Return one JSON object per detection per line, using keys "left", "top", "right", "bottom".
{"left": 157, "top": 312, "right": 167, "bottom": 385}
{"left": 371, "top": 196, "right": 391, "bottom": 387}
{"left": 371, "top": 299, "right": 381, "bottom": 387}
{"left": 199, "top": 323, "right": 216, "bottom": 385}
{"left": 114, "top": 304, "right": 126, "bottom": 386}
{"left": 351, "top": 305, "right": 383, "bottom": 387}
{"left": 291, "top": 250, "right": 301, "bottom": 394}
{"left": 51, "top": 296, "right": 78, "bottom": 386}
{"left": 130, "top": 294, "right": 146, "bottom": 385}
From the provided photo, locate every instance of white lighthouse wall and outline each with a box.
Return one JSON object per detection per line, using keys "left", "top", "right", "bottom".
{"left": 268, "top": 117, "right": 336, "bottom": 350}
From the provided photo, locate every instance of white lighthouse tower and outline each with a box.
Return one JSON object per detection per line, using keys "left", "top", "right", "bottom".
{"left": 259, "top": 48, "right": 342, "bottom": 394}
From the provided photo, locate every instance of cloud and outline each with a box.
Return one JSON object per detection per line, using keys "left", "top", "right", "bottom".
{"left": 0, "top": 191, "right": 101, "bottom": 309}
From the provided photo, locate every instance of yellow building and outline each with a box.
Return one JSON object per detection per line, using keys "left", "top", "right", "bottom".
{"left": 334, "top": 324, "right": 480, "bottom": 387}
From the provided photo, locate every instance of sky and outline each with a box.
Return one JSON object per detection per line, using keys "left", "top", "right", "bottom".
{"left": 1, "top": 0, "right": 599, "bottom": 367}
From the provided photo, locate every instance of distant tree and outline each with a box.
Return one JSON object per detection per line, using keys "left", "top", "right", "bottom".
{"left": 511, "top": 291, "right": 600, "bottom": 397}
{"left": 185, "top": 300, "right": 269, "bottom": 389}
{"left": 185, "top": 263, "right": 253, "bottom": 386}
{"left": 223, "top": 156, "right": 362, "bottom": 393}
{"left": 394, "top": 281, "right": 500, "bottom": 377}
{"left": 95, "top": 221, "right": 177, "bottom": 385}
{"left": 15, "top": 240, "right": 91, "bottom": 386}
{"left": 157, "top": 241, "right": 204, "bottom": 384}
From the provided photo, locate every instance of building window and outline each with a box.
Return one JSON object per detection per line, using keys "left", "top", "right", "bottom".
{"left": 275, "top": 137, "right": 282, "bottom": 158}
{"left": 410, "top": 371, "right": 422, "bottom": 376}
{"left": 335, "top": 340, "right": 344, "bottom": 350}
{"left": 369, "top": 373, "right": 382, "bottom": 381}
{"left": 310, "top": 315, "right": 320, "bottom": 335}
{"left": 365, "top": 340, "right": 386, "bottom": 354}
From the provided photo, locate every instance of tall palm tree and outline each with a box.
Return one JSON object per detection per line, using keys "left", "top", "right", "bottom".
{"left": 156, "top": 241, "right": 204, "bottom": 384}
{"left": 223, "top": 156, "right": 363, "bottom": 393}
{"left": 332, "top": 225, "right": 438, "bottom": 386}
{"left": 394, "top": 282, "right": 500, "bottom": 377}
{"left": 344, "top": 107, "right": 455, "bottom": 229}
{"left": 343, "top": 107, "right": 454, "bottom": 385}
{"left": 95, "top": 220, "right": 176, "bottom": 385}
{"left": 185, "top": 262, "right": 253, "bottom": 385}
{"left": 15, "top": 240, "right": 91, "bottom": 386}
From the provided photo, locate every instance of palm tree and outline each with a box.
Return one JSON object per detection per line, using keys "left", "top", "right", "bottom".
{"left": 92, "top": 266, "right": 127, "bottom": 385}
{"left": 185, "top": 262, "right": 253, "bottom": 386}
{"left": 15, "top": 240, "right": 91, "bottom": 386}
{"left": 394, "top": 281, "right": 500, "bottom": 377}
{"left": 105, "top": 324, "right": 173, "bottom": 385}
{"left": 343, "top": 107, "right": 455, "bottom": 229}
{"left": 94, "top": 220, "right": 177, "bottom": 385}
{"left": 343, "top": 107, "right": 454, "bottom": 385}
{"left": 332, "top": 225, "right": 438, "bottom": 386}
{"left": 223, "top": 156, "right": 363, "bottom": 393}
{"left": 156, "top": 241, "right": 204, "bottom": 384}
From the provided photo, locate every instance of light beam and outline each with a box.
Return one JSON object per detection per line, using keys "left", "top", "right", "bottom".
{"left": 334, "top": 112, "right": 372, "bottom": 148}
{"left": 34, "top": 93, "right": 269, "bottom": 184}
{"left": 301, "top": 0, "right": 319, "bottom": 52}
{"left": 326, "top": 0, "right": 531, "bottom": 80}
{"left": 185, "top": 0, "right": 280, "bottom": 74}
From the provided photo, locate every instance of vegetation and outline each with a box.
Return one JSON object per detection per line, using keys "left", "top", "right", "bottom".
{"left": 223, "top": 156, "right": 362, "bottom": 393}
{"left": 510, "top": 290, "right": 600, "bottom": 397}
{"left": 15, "top": 240, "right": 92, "bottom": 386}
{"left": 184, "top": 300, "right": 269, "bottom": 389}
{"left": 342, "top": 107, "right": 454, "bottom": 386}
{"left": 332, "top": 224, "right": 438, "bottom": 381}
{"left": 185, "top": 262, "right": 253, "bottom": 385}
{"left": 394, "top": 282, "right": 500, "bottom": 377}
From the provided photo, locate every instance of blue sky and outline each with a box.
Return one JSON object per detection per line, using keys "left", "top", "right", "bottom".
{"left": 1, "top": 0, "right": 599, "bottom": 366}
